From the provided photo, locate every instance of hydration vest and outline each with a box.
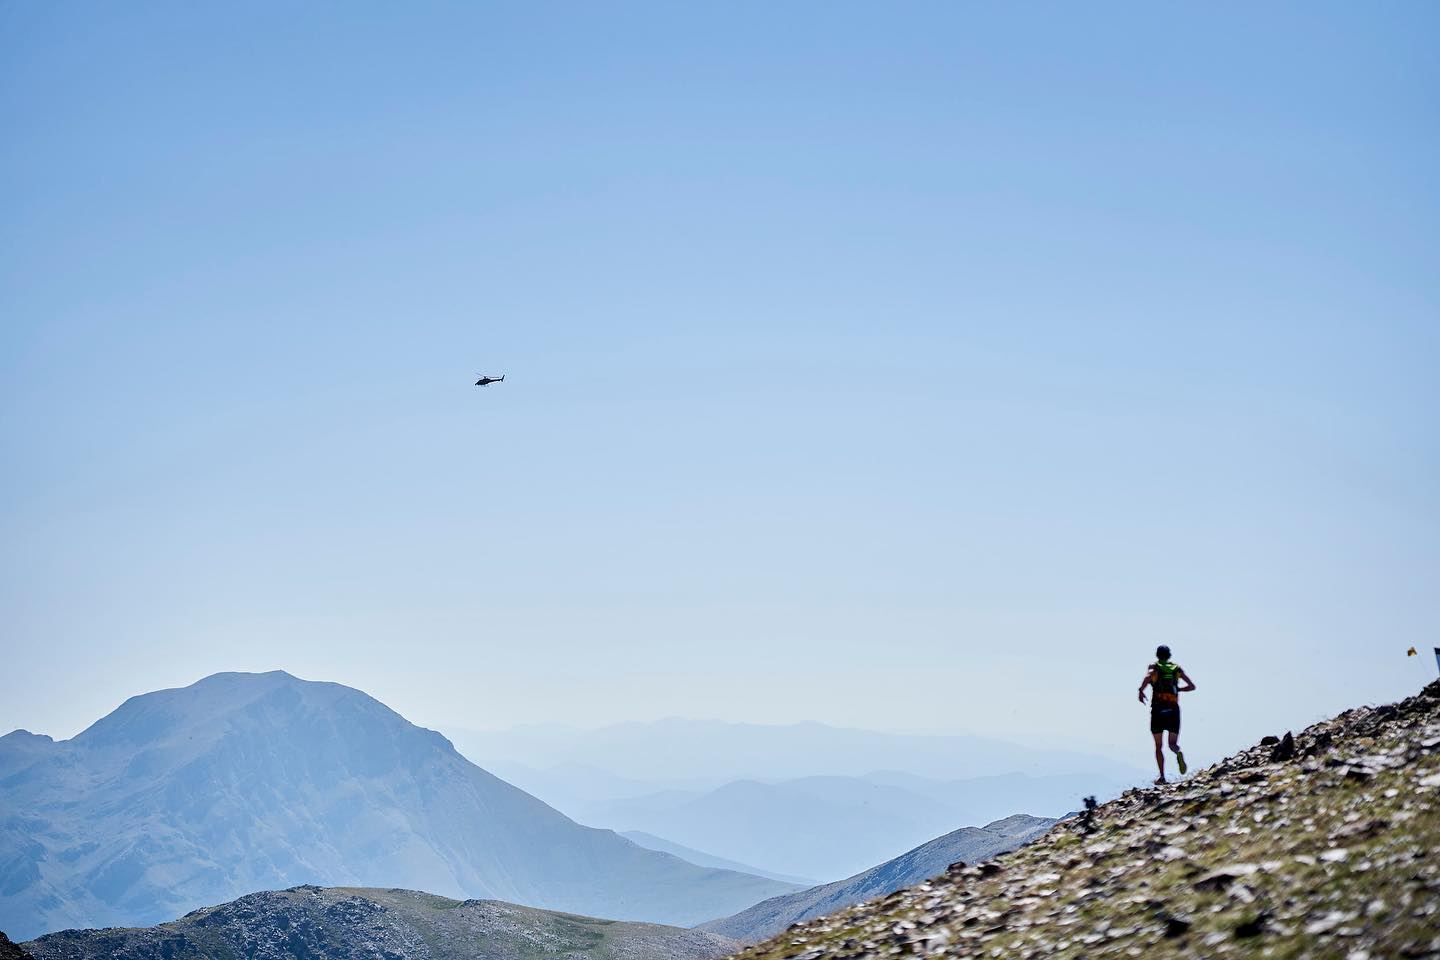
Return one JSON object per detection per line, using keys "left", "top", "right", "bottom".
{"left": 1153, "top": 660, "right": 1181, "bottom": 708}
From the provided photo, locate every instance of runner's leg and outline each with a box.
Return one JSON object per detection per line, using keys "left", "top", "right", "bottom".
{"left": 1169, "top": 729, "right": 1187, "bottom": 775}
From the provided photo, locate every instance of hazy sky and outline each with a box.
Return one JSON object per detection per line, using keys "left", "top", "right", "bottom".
{"left": 3, "top": 2, "right": 1436, "bottom": 770}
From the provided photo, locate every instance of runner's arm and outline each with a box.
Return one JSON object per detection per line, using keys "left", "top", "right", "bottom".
{"left": 1138, "top": 668, "right": 1154, "bottom": 703}
{"left": 1178, "top": 667, "right": 1197, "bottom": 692}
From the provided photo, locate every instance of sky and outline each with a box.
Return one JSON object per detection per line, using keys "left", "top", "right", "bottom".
{"left": 2, "top": 2, "right": 1437, "bottom": 770}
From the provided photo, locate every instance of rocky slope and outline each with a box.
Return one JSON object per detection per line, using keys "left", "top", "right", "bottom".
{"left": 20, "top": 886, "right": 737, "bottom": 960}
{"left": 732, "top": 681, "right": 1440, "bottom": 960}
{"left": 701, "top": 815, "right": 1056, "bottom": 944}
{"left": 0, "top": 933, "right": 32, "bottom": 960}
{"left": 0, "top": 672, "right": 794, "bottom": 940}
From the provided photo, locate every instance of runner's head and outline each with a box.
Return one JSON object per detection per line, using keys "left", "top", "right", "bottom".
{"left": 1156, "top": 644, "right": 1171, "bottom": 662}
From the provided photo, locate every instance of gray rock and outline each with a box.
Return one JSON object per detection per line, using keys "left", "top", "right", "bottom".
{"left": 0, "top": 932, "right": 33, "bottom": 960}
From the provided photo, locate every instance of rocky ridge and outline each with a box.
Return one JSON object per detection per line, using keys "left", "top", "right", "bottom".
{"left": 701, "top": 815, "right": 1057, "bottom": 944}
{"left": 0, "top": 933, "right": 32, "bottom": 960}
{"left": 732, "top": 681, "right": 1440, "bottom": 960}
{"left": 20, "top": 886, "right": 737, "bottom": 960}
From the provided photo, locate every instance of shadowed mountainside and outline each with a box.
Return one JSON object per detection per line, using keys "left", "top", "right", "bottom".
{"left": 19, "top": 886, "right": 738, "bottom": 960}
{"left": 0, "top": 672, "right": 795, "bottom": 940}
{"left": 731, "top": 681, "right": 1440, "bottom": 960}
{"left": 0, "top": 933, "right": 31, "bottom": 960}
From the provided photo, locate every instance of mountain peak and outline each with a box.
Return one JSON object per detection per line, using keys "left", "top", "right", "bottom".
{"left": 0, "top": 729, "right": 62, "bottom": 779}
{"left": 0, "top": 729, "right": 53, "bottom": 744}
{"left": 190, "top": 668, "right": 300, "bottom": 686}
{"left": 73, "top": 669, "right": 424, "bottom": 747}
{"left": 1, "top": 672, "right": 794, "bottom": 940}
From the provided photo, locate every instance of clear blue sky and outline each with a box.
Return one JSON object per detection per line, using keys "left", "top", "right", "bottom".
{"left": 2, "top": 2, "right": 1436, "bottom": 767}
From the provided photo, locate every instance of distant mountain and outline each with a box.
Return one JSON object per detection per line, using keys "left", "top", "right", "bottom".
{"left": 591, "top": 777, "right": 959, "bottom": 881}
{"left": 619, "top": 832, "right": 817, "bottom": 886}
{"left": 858, "top": 770, "right": 1130, "bottom": 829}
{"left": 570, "top": 773, "right": 1119, "bottom": 881}
{"left": 483, "top": 760, "right": 729, "bottom": 816}
{"left": 699, "top": 814, "right": 1057, "bottom": 943}
{"left": 0, "top": 672, "right": 796, "bottom": 940}
{"left": 21, "top": 886, "right": 738, "bottom": 960}
{"left": 451, "top": 719, "right": 1141, "bottom": 785}
{"left": 451, "top": 723, "right": 1134, "bottom": 879}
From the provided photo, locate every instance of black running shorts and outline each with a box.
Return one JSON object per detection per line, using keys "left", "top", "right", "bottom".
{"left": 1151, "top": 708, "right": 1180, "bottom": 735}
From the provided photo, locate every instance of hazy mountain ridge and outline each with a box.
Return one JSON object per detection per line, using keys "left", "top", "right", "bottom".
{"left": 470, "top": 737, "right": 1132, "bottom": 883}
{"left": 589, "top": 777, "right": 956, "bottom": 882}
{"left": 0, "top": 672, "right": 794, "bottom": 940}
{"left": 619, "top": 833, "right": 816, "bottom": 886}
{"left": 699, "top": 814, "right": 1057, "bottom": 943}
{"left": 455, "top": 719, "right": 1141, "bottom": 785}
{"left": 571, "top": 774, "right": 1115, "bottom": 881}
{"left": 19, "top": 886, "right": 738, "bottom": 960}
{"left": 733, "top": 681, "right": 1440, "bottom": 960}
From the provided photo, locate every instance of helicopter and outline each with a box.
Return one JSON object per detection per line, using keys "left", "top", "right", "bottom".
{"left": 474, "top": 375, "right": 506, "bottom": 386}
